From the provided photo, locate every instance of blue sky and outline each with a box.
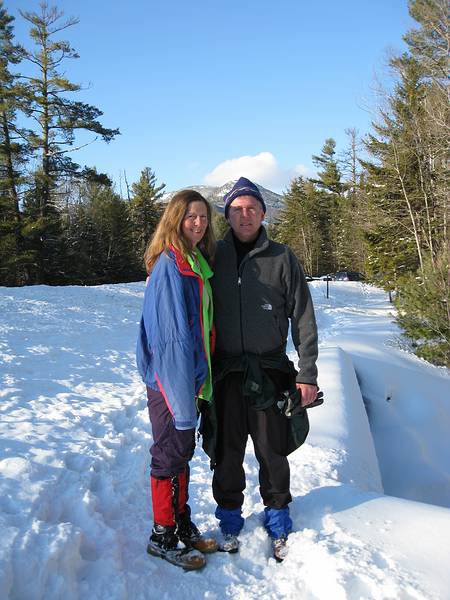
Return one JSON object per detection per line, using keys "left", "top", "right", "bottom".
{"left": 8, "top": 0, "right": 415, "bottom": 193}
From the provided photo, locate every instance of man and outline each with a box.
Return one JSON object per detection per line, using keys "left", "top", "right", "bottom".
{"left": 208, "top": 176, "right": 318, "bottom": 562}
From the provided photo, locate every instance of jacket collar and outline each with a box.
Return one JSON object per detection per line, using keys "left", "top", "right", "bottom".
{"left": 223, "top": 226, "right": 270, "bottom": 256}
{"left": 169, "top": 245, "right": 194, "bottom": 276}
{"left": 169, "top": 245, "right": 213, "bottom": 279}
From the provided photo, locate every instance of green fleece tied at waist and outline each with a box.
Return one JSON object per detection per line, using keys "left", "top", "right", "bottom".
{"left": 187, "top": 248, "right": 214, "bottom": 403}
{"left": 213, "top": 347, "right": 297, "bottom": 410}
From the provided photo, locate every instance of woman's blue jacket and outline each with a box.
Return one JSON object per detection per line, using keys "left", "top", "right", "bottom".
{"left": 136, "top": 247, "right": 211, "bottom": 430}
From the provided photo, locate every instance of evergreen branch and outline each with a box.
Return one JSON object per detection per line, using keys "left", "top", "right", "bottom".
{"left": 46, "top": 137, "right": 98, "bottom": 155}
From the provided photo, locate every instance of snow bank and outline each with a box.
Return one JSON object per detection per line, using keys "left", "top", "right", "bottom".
{"left": 309, "top": 281, "right": 450, "bottom": 508}
{"left": 307, "top": 346, "right": 383, "bottom": 494}
{"left": 352, "top": 350, "right": 450, "bottom": 508}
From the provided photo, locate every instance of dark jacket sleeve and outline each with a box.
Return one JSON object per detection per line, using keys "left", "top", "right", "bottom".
{"left": 286, "top": 249, "right": 318, "bottom": 385}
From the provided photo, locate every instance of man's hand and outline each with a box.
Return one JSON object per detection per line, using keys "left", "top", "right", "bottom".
{"left": 296, "top": 383, "right": 318, "bottom": 407}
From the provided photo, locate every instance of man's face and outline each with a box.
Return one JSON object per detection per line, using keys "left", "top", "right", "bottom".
{"left": 227, "top": 195, "right": 264, "bottom": 242}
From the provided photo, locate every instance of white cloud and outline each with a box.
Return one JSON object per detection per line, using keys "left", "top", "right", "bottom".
{"left": 203, "top": 152, "right": 312, "bottom": 193}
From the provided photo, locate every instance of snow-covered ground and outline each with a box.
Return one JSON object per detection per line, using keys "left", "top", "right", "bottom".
{"left": 0, "top": 280, "right": 449, "bottom": 600}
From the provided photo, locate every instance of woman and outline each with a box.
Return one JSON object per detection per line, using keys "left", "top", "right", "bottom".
{"left": 136, "top": 190, "right": 217, "bottom": 571}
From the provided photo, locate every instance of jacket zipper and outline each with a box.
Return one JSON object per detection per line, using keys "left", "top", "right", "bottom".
{"left": 238, "top": 266, "right": 246, "bottom": 353}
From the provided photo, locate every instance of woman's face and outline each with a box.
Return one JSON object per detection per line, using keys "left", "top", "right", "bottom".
{"left": 182, "top": 201, "right": 208, "bottom": 248}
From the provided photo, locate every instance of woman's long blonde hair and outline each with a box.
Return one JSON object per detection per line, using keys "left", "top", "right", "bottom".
{"left": 144, "top": 189, "right": 216, "bottom": 273}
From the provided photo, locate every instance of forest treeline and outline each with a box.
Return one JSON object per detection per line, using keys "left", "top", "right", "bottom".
{"left": 0, "top": 1, "right": 448, "bottom": 366}
{"left": 273, "top": 0, "right": 449, "bottom": 366}
{"left": 0, "top": 1, "right": 164, "bottom": 285}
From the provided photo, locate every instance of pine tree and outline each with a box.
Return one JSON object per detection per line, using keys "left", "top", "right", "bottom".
{"left": 362, "top": 57, "right": 431, "bottom": 284}
{"left": 311, "top": 138, "right": 342, "bottom": 273}
{"left": 129, "top": 167, "right": 164, "bottom": 272}
{"left": 363, "top": 43, "right": 447, "bottom": 282}
{"left": 405, "top": 0, "right": 449, "bottom": 264}
{"left": 340, "top": 128, "right": 361, "bottom": 196}
{"left": 395, "top": 250, "right": 450, "bottom": 367}
{"left": 363, "top": 0, "right": 449, "bottom": 365}
{"left": 0, "top": 1, "right": 30, "bottom": 285}
{"left": 74, "top": 179, "right": 134, "bottom": 284}
{"left": 338, "top": 128, "right": 368, "bottom": 273}
{"left": 275, "top": 177, "right": 322, "bottom": 276}
{"left": 20, "top": 3, "right": 119, "bottom": 215}
{"left": 311, "top": 138, "right": 343, "bottom": 195}
{"left": 59, "top": 168, "right": 113, "bottom": 284}
{"left": 18, "top": 2, "right": 119, "bottom": 283}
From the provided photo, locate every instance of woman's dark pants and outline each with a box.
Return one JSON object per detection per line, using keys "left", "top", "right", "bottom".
{"left": 146, "top": 386, "right": 195, "bottom": 526}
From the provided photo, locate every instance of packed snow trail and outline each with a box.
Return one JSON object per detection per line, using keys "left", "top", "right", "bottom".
{"left": 0, "top": 282, "right": 449, "bottom": 599}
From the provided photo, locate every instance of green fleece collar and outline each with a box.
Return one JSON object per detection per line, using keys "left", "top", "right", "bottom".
{"left": 186, "top": 248, "right": 214, "bottom": 403}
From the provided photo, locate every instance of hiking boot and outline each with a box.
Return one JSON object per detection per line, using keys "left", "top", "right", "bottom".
{"left": 147, "top": 524, "right": 206, "bottom": 571}
{"left": 178, "top": 513, "right": 218, "bottom": 554}
{"left": 272, "top": 535, "right": 288, "bottom": 562}
{"left": 217, "top": 533, "right": 239, "bottom": 554}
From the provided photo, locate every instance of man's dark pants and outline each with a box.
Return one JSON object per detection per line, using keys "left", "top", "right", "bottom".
{"left": 212, "top": 371, "right": 292, "bottom": 511}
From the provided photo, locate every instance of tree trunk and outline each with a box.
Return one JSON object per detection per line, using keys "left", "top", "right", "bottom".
{"left": 392, "top": 141, "right": 424, "bottom": 274}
